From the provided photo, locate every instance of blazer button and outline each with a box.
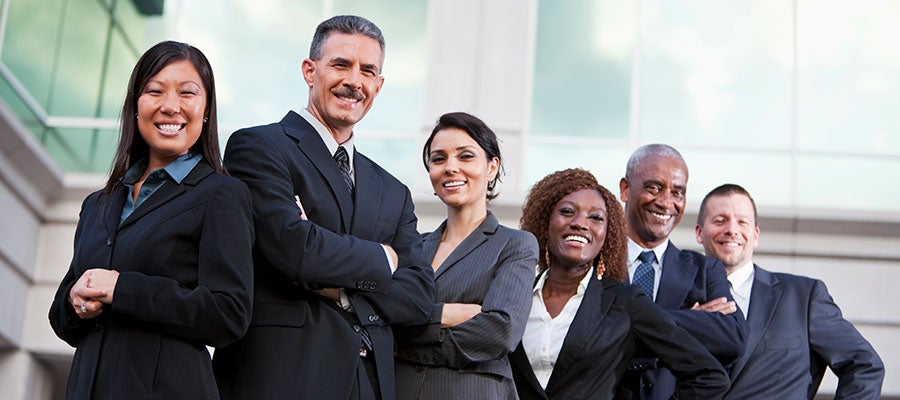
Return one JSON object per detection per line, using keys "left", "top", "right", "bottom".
{"left": 415, "top": 366, "right": 425, "bottom": 373}
{"left": 106, "top": 238, "right": 112, "bottom": 246}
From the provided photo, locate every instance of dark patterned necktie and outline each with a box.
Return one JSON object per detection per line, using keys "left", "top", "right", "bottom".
{"left": 333, "top": 146, "right": 354, "bottom": 195}
{"left": 633, "top": 250, "right": 656, "bottom": 301}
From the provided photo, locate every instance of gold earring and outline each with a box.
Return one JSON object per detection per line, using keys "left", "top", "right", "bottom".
{"left": 596, "top": 253, "right": 606, "bottom": 278}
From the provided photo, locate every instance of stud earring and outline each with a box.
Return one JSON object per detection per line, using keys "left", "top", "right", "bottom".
{"left": 203, "top": 117, "right": 208, "bottom": 123}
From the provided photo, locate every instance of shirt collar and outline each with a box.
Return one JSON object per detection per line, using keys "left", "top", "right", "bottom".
{"left": 122, "top": 152, "right": 201, "bottom": 185}
{"left": 533, "top": 268, "right": 594, "bottom": 295}
{"left": 299, "top": 107, "right": 355, "bottom": 164}
{"left": 627, "top": 238, "right": 669, "bottom": 267}
{"left": 727, "top": 260, "right": 755, "bottom": 290}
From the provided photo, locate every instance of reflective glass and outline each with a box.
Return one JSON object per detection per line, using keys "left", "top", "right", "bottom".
{"left": 680, "top": 148, "right": 793, "bottom": 209}
{"left": 41, "top": 127, "right": 117, "bottom": 173}
{"left": 48, "top": 1, "right": 108, "bottom": 116}
{"left": 333, "top": 0, "right": 428, "bottom": 133}
{"left": 797, "top": 155, "right": 900, "bottom": 211}
{"left": 796, "top": 0, "right": 900, "bottom": 154}
{"left": 525, "top": 141, "right": 632, "bottom": 190}
{"left": 1, "top": 0, "right": 66, "bottom": 109}
{"left": 638, "top": 0, "right": 792, "bottom": 148}
{"left": 530, "top": 0, "right": 635, "bottom": 138}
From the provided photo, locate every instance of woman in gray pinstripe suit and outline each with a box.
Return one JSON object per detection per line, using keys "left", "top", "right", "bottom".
{"left": 394, "top": 112, "right": 538, "bottom": 399}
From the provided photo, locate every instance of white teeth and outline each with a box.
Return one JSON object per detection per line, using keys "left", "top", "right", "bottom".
{"left": 158, "top": 124, "right": 182, "bottom": 133}
{"left": 338, "top": 96, "right": 360, "bottom": 103}
{"left": 650, "top": 212, "right": 672, "bottom": 220}
{"left": 721, "top": 242, "right": 741, "bottom": 247}
{"left": 564, "top": 235, "right": 588, "bottom": 244}
{"left": 443, "top": 181, "right": 465, "bottom": 188}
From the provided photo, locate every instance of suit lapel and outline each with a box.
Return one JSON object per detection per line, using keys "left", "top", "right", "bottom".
{"left": 655, "top": 243, "right": 696, "bottom": 307}
{"left": 546, "top": 274, "right": 613, "bottom": 393}
{"left": 281, "top": 112, "right": 354, "bottom": 231}
{"left": 349, "top": 152, "right": 382, "bottom": 240}
{"left": 118, "top": 162, "right": 211, "bottom": 230}
{"left": 433, "top": 213, "right": 498, "bottom": 280}
{"left": 730, "top": 265, "right": 782, "bottom": 379}
{"left": 103, "top": 187, "right": 128, "bottom": 239}
{"left": 509, "top": 343, "right": 549, "bottom": 400}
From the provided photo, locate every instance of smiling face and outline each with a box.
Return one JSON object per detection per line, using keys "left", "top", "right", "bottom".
{"left": 136, "top": 59, "right": 206, "bottom": 169}
{"left": 695, "top": 193, "right": 759, "bottom": 270}
{"left": 427, "top": 128, "right": 499, "bottom": 210}
{"left": 547, "top": 188, "right": 607, "bottom": 270}
{"left": 303, "top": 32, "right": 384, "bottom": 142}
{"left": 620, "top": 155, "right": 688, "bottom": 248}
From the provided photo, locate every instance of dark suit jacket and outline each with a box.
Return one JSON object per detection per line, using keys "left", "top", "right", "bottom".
{"left": 725, "top": 266, "right": 884, "bottom": 399}
{"left": 48, "top": 162, "right": 255, "bottom": 400}
{"left": 213, "top": 111, "right": 434, "bottom": 400}
{"left": 394, "top": 212, "right": 537, "bottom": 399}
{"left": 618, "top": 242, "right": 747, "bottom": 400}
{"left": 509, "top": 276, "right": 730, "bottom": 400}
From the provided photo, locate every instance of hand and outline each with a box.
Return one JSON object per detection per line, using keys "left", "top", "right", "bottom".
{"left": 313, "top": 288, "right": 342, "bottom": 302}
{"left": 441, "top": 303, "right": 482, "bottom": 328}
{"left": 68, "top": 270, "right": 107, "bottom": 319}
{"left": 294, "top": 195, "right": 307, "bottom": 220}
{"left": 691, "top": 297, "right": 737, "bottom": 315}
{"left": 84, "top": 268, "right": 120, "bottom": 304}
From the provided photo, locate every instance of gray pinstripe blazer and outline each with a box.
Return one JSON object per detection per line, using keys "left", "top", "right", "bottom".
{"left": 394, "top": 211, "right": 538, "bottom": 399}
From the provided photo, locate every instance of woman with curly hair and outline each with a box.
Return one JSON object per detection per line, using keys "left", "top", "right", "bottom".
{"left": 508, "top": 168, "right": 729, "bottom": 400}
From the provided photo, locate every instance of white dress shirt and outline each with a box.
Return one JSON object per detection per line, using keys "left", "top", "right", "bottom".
{"left": 522, "top": 268, "right": 594, "bottom": 389}
{"left": 626, "top": 239, "right": 669, "bottom": 300}
{"left": 727, "top": 260, "right": 755, "bottom": 319}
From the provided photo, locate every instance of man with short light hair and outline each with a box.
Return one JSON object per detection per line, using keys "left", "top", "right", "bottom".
{"left": 695, "top": 183, "right": 884, "bottom": 399}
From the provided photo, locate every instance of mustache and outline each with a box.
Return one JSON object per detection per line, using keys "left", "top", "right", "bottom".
{"left": 333, "top": 87, "right": 364, "bottom": 100}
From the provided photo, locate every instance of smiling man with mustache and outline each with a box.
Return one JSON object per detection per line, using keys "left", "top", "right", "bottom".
{"left": 213, "top": 15, "right": 434, "bottom": 400}
{"left": 616, "top": 144, "right": 747, "bottom": 400}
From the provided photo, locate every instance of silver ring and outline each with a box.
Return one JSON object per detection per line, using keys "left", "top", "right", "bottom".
{"left": 80, "top": 302, "right": 87, "bottom": 313}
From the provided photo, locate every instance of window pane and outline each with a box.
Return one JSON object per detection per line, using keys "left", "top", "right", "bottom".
{"left": 525, "top": 141, "right": 632, "bottom": 190}
{"left": 680, "top": 149, "right": 793, "bottom": 209}
{"left": 530, "top": 0, "right": 635, "bottom": 138}
{"left": 797, "top": 155, "right": 900, "bottom": 211}
{"left": 1, "top": 0, "right": 66, "bottom": 109}
{"left": 49, "top": 1, "right": 108, "bottom": 116}
{"left": 639, "top": 0, "right": 792, "bottom": 148}
{"left": 354, "top": 136, "right": 419, "bottom": 185}
{"left": 796, "top": 0, "right": 900, "bottom": 154}
{"left": 41, "top": 127, "right": 117, "bottom": 173}
{"left": 334, "top": 0, "right": 428, "bottom": 134}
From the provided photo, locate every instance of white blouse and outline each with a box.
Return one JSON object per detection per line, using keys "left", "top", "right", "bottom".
{"left": 521, "top": 268, "right": 594, "bottom": 388}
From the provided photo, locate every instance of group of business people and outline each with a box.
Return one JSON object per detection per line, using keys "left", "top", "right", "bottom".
{"left": 48, "top": 13, "right": 884, "bottom": 400}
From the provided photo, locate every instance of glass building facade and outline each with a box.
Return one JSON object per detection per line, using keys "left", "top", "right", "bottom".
{"left": 1, "top": 0, "right": 898, "bottom": 209}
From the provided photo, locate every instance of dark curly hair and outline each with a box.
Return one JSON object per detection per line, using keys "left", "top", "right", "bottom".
{"left": 520, "top": 168, "right": 628, "bottom": 282}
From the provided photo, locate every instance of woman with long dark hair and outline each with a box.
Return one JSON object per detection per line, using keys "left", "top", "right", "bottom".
{"left": 48, "top": 41, "right": 254, "bottom": 400}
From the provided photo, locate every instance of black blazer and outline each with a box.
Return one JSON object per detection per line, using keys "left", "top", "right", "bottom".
{"left": 725, "top": 266, "right": 884, "bottom": 399}
{"left": 509, "top": 275, "right": 730, "bottom": 400}
{"left": 618, "top": 243, "right": 748, "bottom": 400}
{"left": 212, "top": 111, "right": 434, "bottom": 400}
{"left": 48, "top": 161, "right": 255, "bottom": 400}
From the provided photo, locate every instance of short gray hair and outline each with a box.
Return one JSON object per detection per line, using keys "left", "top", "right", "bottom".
{"left": 625, "top": 143, "right": 687, "bottom": 179}
{"left": 309, "top": 15, "right": 385, "bottom": 67}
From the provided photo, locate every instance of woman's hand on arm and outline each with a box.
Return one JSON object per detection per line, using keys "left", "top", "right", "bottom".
{"left": 67, "top": 269, "right": 117, "bottom": 319}
{"left": 440, "top": 303, "right": 482, "bottom": 328}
